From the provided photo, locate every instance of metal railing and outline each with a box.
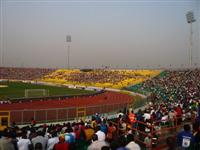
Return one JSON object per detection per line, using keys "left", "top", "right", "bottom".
{"left": 9, "top": 102, "right": 131, "bottom": 125}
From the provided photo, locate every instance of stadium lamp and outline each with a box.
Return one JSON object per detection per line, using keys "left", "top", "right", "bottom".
{"left": 186, "top": 11, "right": 196, "bottom": 67}
{"left": 66, "top": 35, "right": 71, "bottom": 69}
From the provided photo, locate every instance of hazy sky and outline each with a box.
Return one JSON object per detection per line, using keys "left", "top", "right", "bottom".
{"left": 0, "top": 0, "right": 200, "bottom": 69}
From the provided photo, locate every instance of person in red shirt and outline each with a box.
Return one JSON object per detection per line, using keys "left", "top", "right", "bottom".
{"left": 53, "top": 135, "right": 69, "bottom": 150}
{"left": 31, "top": 118, "right": 36, "bottom": 127}
{"left": 107, "top": 122, "right": 116, "bottom": 142}
{"left": 175, "top": 105, "right": 183, "bottom": 125}
{"left": 129, "top": 111, "right": 136, "bottom": 124}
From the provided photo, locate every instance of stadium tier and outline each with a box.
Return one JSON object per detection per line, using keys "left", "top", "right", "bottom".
{"left": 127, "top": 69, "right": 200, "bottom": 102}
{"left": 42, "top": 69, "right": 161, "bottom": 89}
{"left": 0, "top": 67, "right": 55, "bottom": 80}
{"left": 0, "top": 67, "right": 200, "bottom": 149}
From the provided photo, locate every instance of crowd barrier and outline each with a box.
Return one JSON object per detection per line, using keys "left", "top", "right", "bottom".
{"left": 132, "top": 116, "right": 196, "bottom": 149}
{"left": 113, "top": 115, "right": 197, "bottom": 150}
{"left": 8, "top": 102, "right": 131, "bottom": 125}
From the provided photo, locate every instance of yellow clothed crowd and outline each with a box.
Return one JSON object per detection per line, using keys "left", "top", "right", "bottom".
{"left": 41, "top": 69, "right": 161, "bottom": 89}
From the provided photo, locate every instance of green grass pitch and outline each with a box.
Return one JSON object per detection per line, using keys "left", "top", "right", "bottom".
{"left": 0, "top": 81, "right": 95, "bottom": 99}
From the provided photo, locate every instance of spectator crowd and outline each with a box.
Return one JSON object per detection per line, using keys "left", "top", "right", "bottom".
{"left": 0, "top": 102, "right": 200, "bottom": 150}
{"left": 128, "top": 69, "right": 200, "bottom": 103}
{"left": 43, "top": 69, "right": 160, "bottom": 89}
{"left": 1, "top": 68, "right": 200, "bottom": 150}
{"left": 0, "top": 67, "right": 55, "bottom": 80}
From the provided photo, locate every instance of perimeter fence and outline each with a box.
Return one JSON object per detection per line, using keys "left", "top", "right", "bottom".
{"left": 9, "top": 102, "right": 131, "bottom": 125}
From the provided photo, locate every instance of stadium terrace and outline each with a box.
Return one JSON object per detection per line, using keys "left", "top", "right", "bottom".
{"left": 0, "top": 67, "right": 200, "bottom": 150}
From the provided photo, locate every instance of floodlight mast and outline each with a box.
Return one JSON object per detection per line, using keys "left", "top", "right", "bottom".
{"left": 0, "top": 0, "right": 3, "bottom": 67}
{"left": 66, "top": 35, "right": 71, "bottom": 69}
{"left": 186, "top": 11, "right": 196, "bottom": 67}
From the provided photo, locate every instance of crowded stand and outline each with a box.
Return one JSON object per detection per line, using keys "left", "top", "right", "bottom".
{"left": 127, "top": 69, "right": 200, "bottom": 103}
{"left": 1, "top": 68, "right": 200, "bottom": 149}
{"left": 42, "top": 69, "right": 160, "bottom": 89}
{"left": 0, "top": 102, "right": 200, "bottom": 150}
{"left": 0, "top": 67, "right": 55, "bottom": 80}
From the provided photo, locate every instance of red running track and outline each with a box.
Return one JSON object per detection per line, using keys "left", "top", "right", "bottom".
{"left": 0, "top": 91, "right": 132, "bottom": 111}
{"left": 0, "top": 92, "right": 133, "bottom": 124}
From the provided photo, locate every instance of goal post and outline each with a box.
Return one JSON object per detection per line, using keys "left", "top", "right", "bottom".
{"left": 24, "top": 89, "right": 49, "bottom": 98}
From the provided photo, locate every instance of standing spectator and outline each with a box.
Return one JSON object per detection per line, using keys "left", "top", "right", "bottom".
{"left": 177, "top": 124, "right": 194, "bottom": 149}
{"left": 168, "top": 109, "right": 176, "bottom": 128}
{"left": 31, "top": 118, "right": 36, "bottom": 127}
{"left": 106, "top": 122, "right": 116, "bottom": 142}
{"left": 17, "top": 130, "right": 32, "bottom": 150}
{"left": 129, "top": 111, "right": 136, "bottom": 124}
{"left": 176, "top": 105, "right": 183, "bottom": 125}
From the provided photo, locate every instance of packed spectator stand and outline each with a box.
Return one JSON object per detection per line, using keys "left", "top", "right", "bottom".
{"left": 0, "top": 102, "right": 199, "bottom": 150}
{"left": 0, "top": 67, "right": 55, "bottom": 80}
{"left": 42, "top": 69, "right": 160, "bottom": 89}
{"left": 0, "top": 68, "right": 200, "bottom": 149}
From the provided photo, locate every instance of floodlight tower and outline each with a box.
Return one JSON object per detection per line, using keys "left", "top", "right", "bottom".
{"left": 66, "top": 35, "right": 71, "bottom": 69}
{"left": 0, "top": 0, "right": 3, "bottom": 67}
{"left": 186, "top": 11, "right": 196, "bottom": 67}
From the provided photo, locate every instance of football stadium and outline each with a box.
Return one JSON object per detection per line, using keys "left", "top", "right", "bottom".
{"left": 0, "top": 1, "right": 200, "bottom": 150}
{"left": 0, "top": 68, "right": 158, "bottom": 125}
{"left": 0, "top": 67, "right": 200, "bottom": 149}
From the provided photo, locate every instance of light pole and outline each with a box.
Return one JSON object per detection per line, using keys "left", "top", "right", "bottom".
{"left": 186, "top": 11, "right": 196, "bottom": 67}
{"left": 66, "top": 35, "right": 71, "bottom": 69}
{"left": 0, "top": 0, "right": 4, "bottom": 67}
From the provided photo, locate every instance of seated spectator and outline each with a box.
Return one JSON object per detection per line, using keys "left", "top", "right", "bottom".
{"left": 35, "top": 142, "right": 43, "bottom": 150}
{"left": 47, "top": 131, "right": 59, "bottom": 150}
{"left": 101, "top": 146, "right": 110, "bottom": 150}
{"left": 32, "top": 131, "right": 48, "bottom": 150}
{"left": 64, "top": 128, "right": 75, "bottom": 144}
{"left": 17, "top": 130, "right": 32, "bottom": 150}
{"left": 53, "top": 134, "right": 69, "bottom": 150}
{"left": 84, "top": 125, "right": 95, "bottom": 141}
{"left": 87, "top": 134, "right": 109, "bottom": 150}
{"left": 143, "top": 110, "right": 151, "bottom": 121}
{"left": 95, "top": 126, "right": 106, "bottom": 142}
{"left": 125, "top": 134, "right": 141, "bottom": 150}
{"left": 144, "top": 134, "right": 151, "bottom": 150}
{"left": 166, "top": 136, "right": 179, "bottom": 150}
{"left": 193, "top": 120, "right": 200, "bottom": 150}
{"left": 0, "top": 130, "right": 15, "bottom": 150}
{"left": 100, "top": 119, "right": 108, "bottom": 134}
{"left": 161, "top": 112, "right": 168, "bottom": 125}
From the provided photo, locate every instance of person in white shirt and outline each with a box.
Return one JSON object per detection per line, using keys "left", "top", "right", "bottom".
{"left": 87, "top": 134, "right": 109, "bottom": 150}
{"left": 47, "top": 132, "right": 59, "bottom": 150}
{"left": 17, "top": 131, "right": 32, "bottom": 150}
{"left": 95, "top": 126, "right": 105, "bottom": 142}
{"left": 161, "top": 113, "right": 169, "bottom": 125}
{"left": 32, "top": 131, "right": 48, "bottom": 150}
{"left": 143, "top": 110, "right": 151, "bottom": 121}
